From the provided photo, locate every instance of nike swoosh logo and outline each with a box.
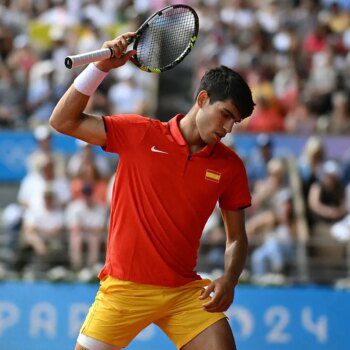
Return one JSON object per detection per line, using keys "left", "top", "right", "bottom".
{"left": 151, "top": 146, "right": 168, "bottom": 154}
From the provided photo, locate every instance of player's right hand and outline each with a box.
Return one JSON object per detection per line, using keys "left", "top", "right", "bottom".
{"left": 95, "top": 32, "right": 137, "bottom": 72}
{"left": 199, "top": 276, "right": 235, "bottom": 312}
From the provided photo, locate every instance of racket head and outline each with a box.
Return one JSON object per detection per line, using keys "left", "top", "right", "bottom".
{"left": 130, "top": 4, "right": 199, "bottom": 73}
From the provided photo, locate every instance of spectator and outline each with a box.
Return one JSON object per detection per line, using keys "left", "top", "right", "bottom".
{"left": 6, "top": 33, "right": 37, "bottom": 86}
{"left": 303, "top": 22, "right": 328, "bottom": 55}
{"left": 284, "top": 98, "right": 318, "bottom": 134}
{"left": 256, "top": 0, "right": 281, "bottom": 34}
{"left": 67, "top": 139, "right": 111, "bottom": 180}
{"left": 325, "top": 2, "right": 350, "bottom": 33}
{"left": 308, "top": 160, "right": 347, "bottom": 225}
{"left": 108, "top": 75, "right": 146, "bottom": 115}
{"left": 0, "top": 23, "right": 13, "bottom": 60}
{"left": 0, "top": 64, "right": 26, "bottom": 128}
{"left": 21, "top": 186, "right": 65, "bottom": 277}
{"left": 38, "top": 0, "right": 76, "bottom": 27}
{"left": 75, "top": 19, "right": 102, "bottom": 55}
{"left": 246, "top": 96, "right": 285, "bottom": 133}
{"left": 308, "top": 160, "right": 348, "bottom": 265}
{"left": 18, "top": 154, "right": 71, "bottom": 211}
{"left": 306, "top": 46, "right": 338, "bottom": 114}
{"left": 27, "top": 125, "right": 66, "bottom": 176}
{"left": 251, "top": 158, "right": 289, "bottom": 214}
{"left": 70, "top": 157, "right": 108, "bottom": 206}
{"left": 65, "top": 183, "right": 107, "bottom": 271}
{"left": 248, "top": 189, "right": 296, "bottom": 279}
{"left": 273, "top": 62, "right": 300, "bottom": 112}
{"left": 48, "top": 26, "right": 72, "bottom": 90}
{"left": 292, "top": 0, "right": 320, "bottom": 42}
{"left": 26, "top": 60, "right": 59, "bottom": 127}
{"left": 318, "top": 91, "right": 350, "bottom": 135}
{"left": 219, "top": 0, "right": 255, "bottom": 30}
{"left": 1, "top": 203, "right": 23, "bottom": 271}
{"left": 246, "top": 133, "right": 274, "bottom": 187}
{"left": 298, "top": 136, "right": 326, "bottom": 198}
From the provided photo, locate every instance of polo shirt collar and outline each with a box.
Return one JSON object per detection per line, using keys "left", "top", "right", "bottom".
{"left": 168, "top": 114, "right": 217, "bottom": 157}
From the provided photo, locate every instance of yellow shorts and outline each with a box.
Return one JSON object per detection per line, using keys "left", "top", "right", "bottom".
{"left": 80, "top": 276, "right": 227, "bottom": 349}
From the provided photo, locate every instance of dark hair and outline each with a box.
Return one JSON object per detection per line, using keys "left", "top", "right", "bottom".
{"left": 196, "top": 66, "right": 255, "bottom": 119}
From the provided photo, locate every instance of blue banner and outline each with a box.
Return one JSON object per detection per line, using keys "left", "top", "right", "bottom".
{"left": 0, "top": 282, "right": 349, "bottom": 350}
{"left": 0, "top": 132, "right": 104, "bottom": 181}
{"left": 1, "top": 131, "right": 350, "bottom": 181}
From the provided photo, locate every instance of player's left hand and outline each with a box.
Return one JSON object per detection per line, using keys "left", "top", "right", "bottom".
{"left": 199, "top": 275, "right": 235, "bottom": 312}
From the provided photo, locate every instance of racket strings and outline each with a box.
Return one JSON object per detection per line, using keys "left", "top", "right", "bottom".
{"left": 137, "top": 8, "right": 196, "bottom": 70}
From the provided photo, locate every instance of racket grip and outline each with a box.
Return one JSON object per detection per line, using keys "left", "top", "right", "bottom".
{"left": 65, "top": 48, "right": 114, "bottom": 69}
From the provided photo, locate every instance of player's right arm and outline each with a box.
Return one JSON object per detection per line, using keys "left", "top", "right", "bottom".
{"left": 49, "top": 32, "right": 136, "bottom": 146}
{"left": 49, "top": 86, "right": 106, "bottom": 146}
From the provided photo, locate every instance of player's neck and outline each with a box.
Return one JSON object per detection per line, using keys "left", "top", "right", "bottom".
{"left": 180, "top": 108, "right": 206, "bottom": 154}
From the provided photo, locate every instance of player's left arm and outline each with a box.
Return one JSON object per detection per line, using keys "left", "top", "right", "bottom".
{"left": 200, "top": 209, "right": 248, "bottom": 312}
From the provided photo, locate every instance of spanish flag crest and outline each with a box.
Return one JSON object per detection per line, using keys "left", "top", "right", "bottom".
{"left": 205, "top": 169, "right": 221, "bottom": 183}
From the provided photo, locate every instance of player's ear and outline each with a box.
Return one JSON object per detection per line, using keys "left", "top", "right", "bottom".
{"left": 197, "top": 90, "right": 209, "bottom": 108}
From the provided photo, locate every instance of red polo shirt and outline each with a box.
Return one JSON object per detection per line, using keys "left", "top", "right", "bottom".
{"left": 99, "top": 114, "right": 251, "bottom": 287}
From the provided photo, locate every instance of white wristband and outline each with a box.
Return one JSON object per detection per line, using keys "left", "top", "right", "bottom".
{"left": 74, "top": 63, "right": 108, "bottom": 96}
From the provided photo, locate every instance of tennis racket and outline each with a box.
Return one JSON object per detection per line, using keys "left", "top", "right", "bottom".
{"left": 65, "top": 4, "right": 199, "bottom": 73}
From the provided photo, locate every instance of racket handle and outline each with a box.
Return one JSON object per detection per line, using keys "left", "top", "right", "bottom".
{"left": 65, "top": 47, "right": 114, "bottom": 69}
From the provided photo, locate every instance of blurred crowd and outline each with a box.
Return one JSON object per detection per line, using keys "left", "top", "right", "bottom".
{"left": 1, "top": 125, "right": 114, "bottom": 281}
{"left": 200, "top": 133, "right": 350, "bottom": 285}
{"left": 1, "top": 0, "right": 350, "bottom": 285}
{"left": 1, "top": 0, "right": 350, "bottom": 131}
{"left": 193, "top": 0, "right": 350, "bottom": 135}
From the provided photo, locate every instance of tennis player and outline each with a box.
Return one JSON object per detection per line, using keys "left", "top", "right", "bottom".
{"left": 50, "top": 32, "right": 255, "bottom": 350}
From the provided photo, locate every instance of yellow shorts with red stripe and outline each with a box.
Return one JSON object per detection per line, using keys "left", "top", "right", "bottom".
{"left": 80, "top": 276, "right": 227, "bottom": 349}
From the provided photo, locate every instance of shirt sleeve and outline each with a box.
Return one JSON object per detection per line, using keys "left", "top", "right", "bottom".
{"left": 102, "top": 114, "right": 150, "bottom": 154}
{"left": 219, "top": 158, "right": 252, "bottom": 211}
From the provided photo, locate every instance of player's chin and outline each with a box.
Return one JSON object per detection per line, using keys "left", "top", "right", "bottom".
{"left": 200, "top": 132, "right": 219, "bottom": 145}
{"left": 209, "top": 133, "right": 220, "bottom": 144}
